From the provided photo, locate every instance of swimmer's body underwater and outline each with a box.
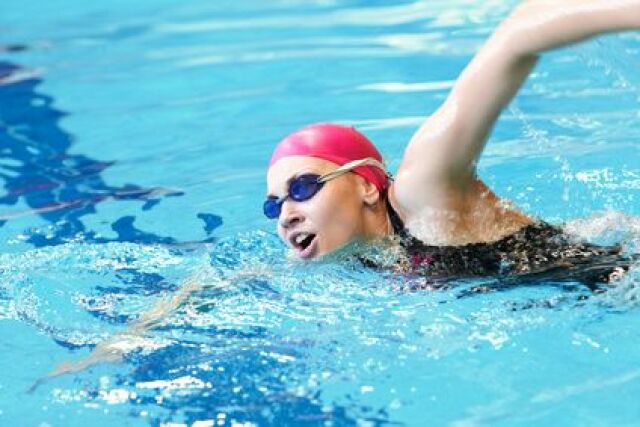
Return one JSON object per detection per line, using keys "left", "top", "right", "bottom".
{"left": 266, "top": 0, "right": 640, "bottom": 287}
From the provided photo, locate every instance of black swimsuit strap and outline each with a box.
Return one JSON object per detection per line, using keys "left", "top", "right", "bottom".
{"left": 385, "top": 197, "right": 406, "bottom": 235}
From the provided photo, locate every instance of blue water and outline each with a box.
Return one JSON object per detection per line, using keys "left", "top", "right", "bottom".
{"left": 1, "top": 1, "right": 640, "bottom": 425}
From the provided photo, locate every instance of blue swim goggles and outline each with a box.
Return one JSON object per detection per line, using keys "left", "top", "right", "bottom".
{"left": 263, "top": 157, "right": 390, "bottom": 219}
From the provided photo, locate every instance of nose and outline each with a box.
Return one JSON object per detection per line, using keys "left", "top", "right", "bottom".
{"left": 278, "top": 200, "right": 304, "bottom": 229}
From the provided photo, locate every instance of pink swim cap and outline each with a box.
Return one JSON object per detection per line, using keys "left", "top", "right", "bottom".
{"left": 269, "top": 123, "right": 389, "bottom": 192}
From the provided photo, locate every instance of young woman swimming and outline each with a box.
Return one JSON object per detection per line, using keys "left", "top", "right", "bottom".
{"left": 40, "top": 0, "right": 640, "bottom": 385}
{"left": 266, "top": 0, "right": 640, "bottom": 284}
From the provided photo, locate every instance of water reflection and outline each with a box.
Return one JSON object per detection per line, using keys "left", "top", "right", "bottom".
{"left": 0, "top": 61, "right": 221, "bottom": 246}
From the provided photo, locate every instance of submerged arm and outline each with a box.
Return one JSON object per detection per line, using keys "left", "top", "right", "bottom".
{"left": 35, "top": 262, "right": 273, "bottom": 388}
{"left": 394, "top": 0, "right": 640, "bottom": 213}
{"left": 29, "top": 267, "right": 217, "bottom": 392}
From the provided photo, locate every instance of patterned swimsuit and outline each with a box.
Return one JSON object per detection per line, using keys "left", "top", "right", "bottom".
{"left": 382, "top": 200, "right": 634, "bottom": 290}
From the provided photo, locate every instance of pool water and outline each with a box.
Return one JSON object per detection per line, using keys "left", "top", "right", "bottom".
{"left": 1, "top": 0, "right": 640, "bottom": 425}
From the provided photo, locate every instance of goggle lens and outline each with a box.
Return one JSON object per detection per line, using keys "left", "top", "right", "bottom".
{"left": 289, "top": 175, "right": 323, "bottom": 201}
{"left": 263, "top": 199, "right": 281, "bottom": 219}
{"left": 263, "top": 174, "right": 324, "bottom": 219}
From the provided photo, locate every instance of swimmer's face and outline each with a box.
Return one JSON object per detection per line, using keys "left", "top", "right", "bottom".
{"left": 267, "top": 156, "right": 372, "bottom": 260}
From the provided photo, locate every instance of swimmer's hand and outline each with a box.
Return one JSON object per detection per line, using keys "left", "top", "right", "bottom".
{"left": 45, "top": 336, "right": 127, "bottom": 378}
{"left": 28, "top": 335, "right": 128, "bottom": 393}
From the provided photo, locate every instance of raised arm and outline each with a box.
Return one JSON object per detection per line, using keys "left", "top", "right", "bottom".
{"left": 394, "top": 0, "right": 640, "bottom": 214}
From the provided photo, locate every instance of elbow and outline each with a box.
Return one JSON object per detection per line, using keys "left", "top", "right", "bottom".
{"left": 491, "top": 17, "right": 543, "bottom": 62}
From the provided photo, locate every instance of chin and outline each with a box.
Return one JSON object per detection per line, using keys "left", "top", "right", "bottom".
{"left": 317, "top": 240, "right": 360, "bottom": 261}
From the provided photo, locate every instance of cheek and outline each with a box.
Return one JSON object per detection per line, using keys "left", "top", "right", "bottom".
{"left": 308, "top": 190, "right": 340, "bottom": 222}
{"left": 313, "top": 187, "right": 362, "bottom": 233}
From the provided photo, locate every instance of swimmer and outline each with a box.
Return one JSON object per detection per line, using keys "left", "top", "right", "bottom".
{"left": 266, "top": 0, "right": 640, "bottom": 285}
{"left": 39, "top": 0, "right": 640, "bottom": 385}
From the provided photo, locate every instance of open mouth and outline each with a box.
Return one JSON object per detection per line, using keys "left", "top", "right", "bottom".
{"left": 291, "top": 232, "right": 317, "bottom": 258}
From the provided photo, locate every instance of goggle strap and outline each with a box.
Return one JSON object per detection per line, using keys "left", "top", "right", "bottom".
{"left": 318, "top": 157, "right": 392, "bottom": 183}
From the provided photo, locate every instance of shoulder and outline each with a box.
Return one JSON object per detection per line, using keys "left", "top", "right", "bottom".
{"left": 388, "top": 178, "right": 533, "bottom": 246}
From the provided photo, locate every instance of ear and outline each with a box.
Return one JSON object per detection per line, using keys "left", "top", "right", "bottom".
{"left": 359, "top": 179, "right": 381, "bottom": 207}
